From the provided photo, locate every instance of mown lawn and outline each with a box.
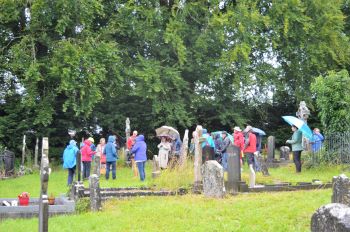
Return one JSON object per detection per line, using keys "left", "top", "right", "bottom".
{"left": 0, "top": 190, "right": 331, "bottom": 231}
{"left": 0, "top": 162, "right": 348, "bottom": 231}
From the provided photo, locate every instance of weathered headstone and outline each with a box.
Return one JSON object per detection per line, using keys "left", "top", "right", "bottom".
{"left": 226, "top": 145, "right": 241, "bottom": 193}
{"left": 39, "top": 137, "right": 49, "bottom": 232}
{"left": 152, "top": 155, "right": 161, "bottom": 178}
{"left": 179, "top": 129, "right": 189, "bottom": 167}
{"left": 76, "top": 150, "right": 81, "bottom": 182}
{"left": 257, "top": 155, "right": 270, "bottom": 176}
{"left": 332, "top": 174, "right": 350, "bottom": 206}
{"left": 201, "top": 160, "right": 225, "bottom": 198}
{"left": 89, "top": 174, "right": 101, "bottom": 211}
{"left": 34, "top": 137, "right": 39, "bottom": 168}
{"left": 311, "top": 203, "right": 350, "bottom": 232}
{"left": 93, "top": 155, "right": 100, "bottom": 176}
{"left": 124, "top": 117, "right": 130, "bottom": 161}
{"left": 280, "top": 146, "right": 290, "bottom": 160}
{"left": 193, "top": 125, "right": 203, "bottom": 192}
{"left": 267, "top": 136, "right": 275, "bottom": 162}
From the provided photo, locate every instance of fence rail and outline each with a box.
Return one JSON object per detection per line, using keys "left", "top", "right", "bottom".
{"left": 311, "top": 132, "right": 350, "bottom": 164}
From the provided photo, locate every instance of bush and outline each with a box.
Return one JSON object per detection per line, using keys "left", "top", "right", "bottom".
{"left": 75, "top": 198, "right": 90, "bottom": 214}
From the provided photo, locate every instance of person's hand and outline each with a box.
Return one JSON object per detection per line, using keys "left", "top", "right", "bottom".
{"left": 286, "top": 140, "right": 290, "bottom": 144}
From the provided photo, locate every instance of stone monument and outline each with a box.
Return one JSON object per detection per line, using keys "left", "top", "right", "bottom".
{"left": 201, "top": 160, "right": 225, "bottom": 198}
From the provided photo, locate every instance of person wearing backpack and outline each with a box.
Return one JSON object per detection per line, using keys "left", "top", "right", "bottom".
{"left": 63, "top": 140, "right": 79, "bottom": 186}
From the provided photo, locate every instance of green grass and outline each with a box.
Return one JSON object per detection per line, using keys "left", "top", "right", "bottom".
{"left": 0, "top": 190, "right": 331, "bottom": 231}
{"left": 0, "top": 160, "right": 153, "bottom": 198}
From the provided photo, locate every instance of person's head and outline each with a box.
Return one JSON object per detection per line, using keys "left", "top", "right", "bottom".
{"left": 233, "top": 126, "right": 242, "bottom": 132}
{"left": 221, "top": 131, "right": 227, "bottom": 138}
{"left": 291, "top": 125, "right": 297, "bottom": 131}
{"left": 88, "top": 137, "right": 95, "bottom": 144}
{"left": 243, "top": 125, "right": 253, "bottom": 133}
{"left": 161, "top": 137, "right": 166, "bottom": 142}
{"left": 132, "top": 130, "right": 138, "bottom": 136}
{"left": 69, "top": 140, "right": 77, "bottom": 147}
{"left": 314, "top": 128, "right": 320, "bottom": 133}
{"left": 99, "top": 138, "right": 105, "bottom": 145}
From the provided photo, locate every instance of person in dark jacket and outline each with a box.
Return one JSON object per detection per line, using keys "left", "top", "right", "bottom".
{"left": 103, "top": 135, "right": 118, "bottom": 180}
{"left": 131, "top": 135, "right": 147, "bottom": 181}
{"left": 219, "top": 131, "right": 231, "bottom": 171}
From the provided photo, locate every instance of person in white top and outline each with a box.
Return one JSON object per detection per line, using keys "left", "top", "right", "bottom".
{"left": 157, "top": 137, "right": 172, "bottom": 169}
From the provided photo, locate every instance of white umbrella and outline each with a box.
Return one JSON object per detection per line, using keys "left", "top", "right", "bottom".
{"left": 155, "top": 126, "right": 180, "bottom": 140}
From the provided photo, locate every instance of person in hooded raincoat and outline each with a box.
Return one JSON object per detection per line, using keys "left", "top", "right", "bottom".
{"left": 104, "top": 135, "right": 118, "bottom": 180}
{"left": 131, "top": 135, "right": 147, "bottom": 181}
{"left": 63, "top": 140, "right": 79, "bottom": 185}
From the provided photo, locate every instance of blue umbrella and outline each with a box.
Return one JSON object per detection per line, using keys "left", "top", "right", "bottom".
{"left": 252, "top": 127, "right": 266, "bottom": 136}
{"left": 282, "top": 116, "right": 313, "bottom": 140}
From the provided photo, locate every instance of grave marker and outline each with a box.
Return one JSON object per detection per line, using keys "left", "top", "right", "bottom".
{"left": 39, "top": 137, "right": 49, "bottom": 232}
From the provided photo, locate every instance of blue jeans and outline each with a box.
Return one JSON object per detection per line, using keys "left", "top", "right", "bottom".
{"left": 137, "top": 161, "right": 146, "bottom": 181}
{"left": 106, "top": 161, "right": 116, "bottom": 180}
{"left": 221, "top": 153, "right": 228, "bottom": 171}
{"left": 82, "top": 161, "right": 91, "bottom": 179}
{"left": 67, "top": 166, "right": 76, "bottom": 186}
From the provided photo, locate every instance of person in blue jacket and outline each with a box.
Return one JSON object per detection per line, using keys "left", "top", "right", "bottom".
{"left": 63, "top": 140, "right": 79, "bottom": 186}
{"left": 311, "top": 128, "right": 324, "bottom": 152}
{"left": 103, "top": 135, "right": 118, "bottom": 180}
{"left": 131, "top": 135, "right": 147, "bottom": 181}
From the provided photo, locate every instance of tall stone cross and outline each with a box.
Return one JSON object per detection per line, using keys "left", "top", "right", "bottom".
{"left": 296, "top": 101, "right": 311, "bottom": 150}
{"left": 39, "top": 137, "right": 49, "bottom": 232}
{"left": 193, "top": 125, "right": 204, "bottom": 192}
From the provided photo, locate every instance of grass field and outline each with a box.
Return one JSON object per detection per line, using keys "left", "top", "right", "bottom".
{"left": 0, "top": 161, "right": 348, "bottom": 231}
{"left": 0, "top": 190, "right": 331, "bottom": 231}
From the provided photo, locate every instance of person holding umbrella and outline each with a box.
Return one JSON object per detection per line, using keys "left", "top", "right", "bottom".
{"left": 286, "top": 125, "right": 303, "bottom": 172}
{"left": 157, "top": 136, "right": 171, "bottom": 169}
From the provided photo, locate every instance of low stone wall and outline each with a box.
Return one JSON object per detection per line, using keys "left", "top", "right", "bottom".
{"left": 0, "top": 196, "right": 75, "bottom": 220}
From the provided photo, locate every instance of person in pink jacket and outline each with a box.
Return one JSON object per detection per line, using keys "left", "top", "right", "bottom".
{"left": 80, "top": 139, "right": 96, "bottom": 179}
{"left": 233, "top": 126, "right": 245, "bottom": 169}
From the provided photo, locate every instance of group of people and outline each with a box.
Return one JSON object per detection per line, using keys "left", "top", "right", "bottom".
{"left": 286, "top": 126, "right": 324, "bottom": 173}
{"left": 62, "top": 131, "right": 148, "bottom": 186}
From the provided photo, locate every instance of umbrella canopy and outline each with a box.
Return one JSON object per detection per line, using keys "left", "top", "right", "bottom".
{"left": 211, "top": 131, "right": 234, "bottom": 143}
{"left": 252, "top": 127, "right": 266, "bottom": 136}
{"left": 155, "top": 126, "right": 180, "bottom": 140}
{"left": 282, "top": 116, "right": 313, "bottom": 140}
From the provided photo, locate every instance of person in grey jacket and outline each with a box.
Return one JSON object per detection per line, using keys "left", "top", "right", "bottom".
{"left": 286, "top": 125, "right": 303, "bottom": 172}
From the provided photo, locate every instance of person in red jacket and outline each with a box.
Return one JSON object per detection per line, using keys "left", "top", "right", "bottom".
{"left": 243, "top": 125, "right": 257, "bottom": 188}
{"left": 233, "top": 126, "right": 245, "bottom": 170}
{"left": 80, "top": 139, "right": 96, "bottom": 179}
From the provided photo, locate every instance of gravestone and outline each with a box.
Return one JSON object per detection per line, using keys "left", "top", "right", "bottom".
{"left": 226, "top": 145, "right": 241, "bottom": 193}
{"left": 89, "top": 174, "right": 101, "bottom": 211}
{"left": 257, "top": 156, "right": 270, "bottom": 176}
{"left": 267, "top": 136, "right": 275, "bottom": 162}
{"left": 124, "top": 117, "right": 130, "bottom": 162}
{"left": 93, "top": 155, "right": 100, "bottom": 176}
{"left": 39, "top": 137, "right": 49, "bottom": 232}
{"left": 202, "top": 145, "right": 215, "bottom": 163}
{"left": 152, "top": 155, "right": 160, "bottom": 178}
{"left": 193, "top": 125, "right": 203, "bottom": 192}
{"left": 280, "top": 146, "right": 290, "bottom": 160}
{"left": 332, "top": 174, "right": 350, "bottom": 206}
{"left": 34, "top": 137, "right": 39, "bottom": 168}
{"left": 201, "top": 160, "right": 225, "bottom": 198}
{"left": 311, "top": 203, "right": 350, "bottom": 232}
{"left": 76, "top": 150, "right": 81, "bottom": 182}
{"left": 179, "top": 129, "right": 189, "bottom": 167}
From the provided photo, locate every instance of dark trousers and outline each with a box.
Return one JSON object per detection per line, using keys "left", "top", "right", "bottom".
{"left": 293, "top": 151, "right": 302, "bottom": 172}
{"left": 106, "top": 161, "right": 116, "bottom": 180}
{"left": 82, "top": 161, "right": 91, "bottom": 179}
{"left": 137, "top": 161, "right": 146, "bottom": 181}
{"left": 67, "top": 166, "right": 76, "bottom": 186}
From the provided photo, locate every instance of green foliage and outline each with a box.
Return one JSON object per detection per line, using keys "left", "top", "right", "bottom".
{"left": 311, "top": 70, "right": 350, "bottom": 133}
{"left": 75, "top": 197, "right": 90, "bottom": 214}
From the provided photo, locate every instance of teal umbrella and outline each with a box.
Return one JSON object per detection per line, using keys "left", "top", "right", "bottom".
{"left": 282, "top": 116, "right": 313, "bottom": 140}
{"left": 211, "top": 131, "right": 234, "bottom": 143}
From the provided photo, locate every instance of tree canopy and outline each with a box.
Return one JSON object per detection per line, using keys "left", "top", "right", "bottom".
{"left": 1, "top": 0, "right": 349, "bottom": 156}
